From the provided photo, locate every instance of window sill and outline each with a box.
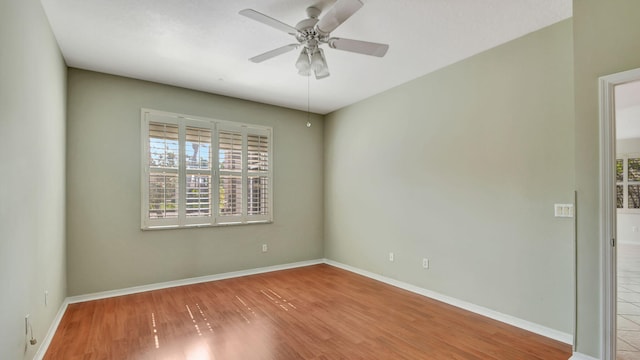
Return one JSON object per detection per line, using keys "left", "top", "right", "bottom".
{"left": 617, "top": 209, "right": 640, "bottom": 215}
{"left": 141, "top": 220, "right": 273, "bottom": 231}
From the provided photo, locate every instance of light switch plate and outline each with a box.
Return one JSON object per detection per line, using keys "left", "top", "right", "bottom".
{"left": 554, "top": 204, "right": 574, "bottom": 218}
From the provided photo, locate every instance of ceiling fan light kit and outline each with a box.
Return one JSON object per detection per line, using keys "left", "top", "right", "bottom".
{"left": 311, "top": 48, "right": 330, "bottom": 78}
{"left": 296, "top": 47, "right": 311, "bottom": 75}
{"left": 240, "top": 0, "right": 389, "bottom": 79}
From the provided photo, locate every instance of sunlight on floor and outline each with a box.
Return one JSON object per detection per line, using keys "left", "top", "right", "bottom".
{"left": 185, "top": 341, "right": 214, "bottom": 360}
{"left": 617, "top": 243, "right": 640, "bottom": 359}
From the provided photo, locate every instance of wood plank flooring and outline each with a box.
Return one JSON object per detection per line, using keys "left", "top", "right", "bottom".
{"left": 44, "top": 264, "right": 571, "bottom": 359}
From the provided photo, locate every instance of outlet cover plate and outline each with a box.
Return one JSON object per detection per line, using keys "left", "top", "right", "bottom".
{"left": 554, "top": 204, "right": 574, "bottom": 218}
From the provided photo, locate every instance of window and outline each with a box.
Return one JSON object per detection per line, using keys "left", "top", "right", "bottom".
{"left": 141, "top": 109, "right": 272, "bottom": 229}
{"left": 616, "top": 154, "right": 640, "bottom": 211}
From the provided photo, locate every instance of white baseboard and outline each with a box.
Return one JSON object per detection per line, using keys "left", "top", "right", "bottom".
{"left": 569, "top": 352, "right": 600, "bottom": 360}
{"left": 33, "top": 299, "right": 69, "bottom": 360}
{"left": 67, "top": 259, "right": 324, "bottom": 304}
{"left": 34, "top": 259, "right": 323, "bottom": 359}
{"left": 34, "top": 258, "right": 576, "bottom": 359}
{"left": 324, "top": 259, "right": 574, "bottom": 346}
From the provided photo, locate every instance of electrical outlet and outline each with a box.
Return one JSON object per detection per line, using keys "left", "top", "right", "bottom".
{"left": 422, "top": 258, "right": 429, "bottom": 269}
{"left": 262, "top": 244, "right": 268, "bottom": 253}
{"left": 389, "top": 252, "right": 394, "bottom": 262}
{"left": 25, "top": 314, "right": 29, "bottom": 335}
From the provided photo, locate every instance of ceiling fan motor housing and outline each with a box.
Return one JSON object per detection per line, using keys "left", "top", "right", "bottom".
{"left": 295, "top": 10, "right": 325, "bottom": 49}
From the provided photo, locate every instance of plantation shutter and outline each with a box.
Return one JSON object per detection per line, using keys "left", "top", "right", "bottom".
{"left": 184, "top": 124, "right": 213, "bottom": 224}
{"left": 629, "top": 158, "right": 640, "bottom": 209}
{"left": 247, "top": 130, "right": 271, "bottom": 221}
{"left": 218, "top": 127, "right": 243, "bottom": 222}
{"left": 145, "top": 117, "right": 180, "bottom": 228}
{"left": 141, "top": 109, "right": 272, "bottom": 229}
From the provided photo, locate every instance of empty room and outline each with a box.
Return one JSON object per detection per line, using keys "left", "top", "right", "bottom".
{"left": 1, "top": 0, "right": 639, "bottom": 359}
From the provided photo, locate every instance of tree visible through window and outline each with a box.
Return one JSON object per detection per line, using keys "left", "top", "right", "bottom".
{"left": 141, "top": 110, "right": 272, "bottom": 229}
{"left": 148, "top": 123, "right": 179, "bottom": 219}
{"left": 616, "top": 155, "right": 640, "bottom": 211}
{"left": 185, "top": 127, "right": 212, "bottom": 218}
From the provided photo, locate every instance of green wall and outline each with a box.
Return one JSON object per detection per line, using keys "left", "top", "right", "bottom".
{"left": 66, "top": 69, "right": 324, "bottom": 295}
{"left": 6, "top": 2, "right": 640, "bottom": 358}
{"left": 325, "top": 20, "right": 575, "bottom": 336}
{"left": 0, "top": 0, "right": 67, "bottom": 358}
{"left": 573, "top": 0, "right": 640, "bottom": 357}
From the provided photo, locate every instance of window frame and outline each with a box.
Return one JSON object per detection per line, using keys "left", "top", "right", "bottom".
{"left": 141, "top": 109, "right": 273, "bottom": 230}
{"left": 616, "top": 153, "right": 640, "bottom": 214}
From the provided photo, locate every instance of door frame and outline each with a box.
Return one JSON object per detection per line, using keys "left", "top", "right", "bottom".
{"left": 599, "top": 67, "right": 640, "bottom": 360}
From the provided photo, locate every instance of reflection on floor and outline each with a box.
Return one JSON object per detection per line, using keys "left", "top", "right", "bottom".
{"left": 43, "top": 264, "right": 571, "bottom": 359}
{"left": 618, "top": 243, "right": 640, "bottom": 360}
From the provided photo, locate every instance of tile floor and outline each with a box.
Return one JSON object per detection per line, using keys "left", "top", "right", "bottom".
{"left": 618, "top": 243, "right": 640, "bottom": 359}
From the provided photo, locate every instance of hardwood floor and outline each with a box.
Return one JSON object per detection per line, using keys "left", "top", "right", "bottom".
{"left": 45, "top": 264, "right": 571, "bottom": 359}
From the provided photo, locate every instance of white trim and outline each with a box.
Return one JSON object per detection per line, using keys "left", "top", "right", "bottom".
{"left": 33, "top": 300, "right": 69, "bottom": 360}
{"left": 34, "top": 258, "right": 576, "bottom": 358}
{"left": 572, "top": 190, "right": 578, "bottom": 352}
{"left": 67, "top": 259, "right": 323, "bottom": 304}
{"left": 599, "top": 73, "right": 617, "bottom": 360}
{"left": 325, "top": 259, "right": 574, "bottom": 345}
{"left": 35, "top": 259, "right": 324, "bottom": 358}
{"left": 569, "top": 353, "right": 600, "bottom": 360}
{"left": 598, "top": 67, "right": 640, "bottom": 360}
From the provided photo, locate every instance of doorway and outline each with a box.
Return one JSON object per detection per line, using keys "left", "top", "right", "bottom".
{"left": 600, "top": 68, "right": 640, "bottom": 360}
{"left": 615, "top": 79, "right": 640, "bottom": 360}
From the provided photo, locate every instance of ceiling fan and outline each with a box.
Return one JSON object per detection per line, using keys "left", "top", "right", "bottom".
{"left": 239, "top": 0, "right": 389, "bottom": 79}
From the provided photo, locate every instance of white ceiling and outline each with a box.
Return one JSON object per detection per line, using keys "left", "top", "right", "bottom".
{"left": 616, "top": 80, "right": 640, "bottom": 140}
{"left": 40, "top": 0, "right": 572, "bottom": 115}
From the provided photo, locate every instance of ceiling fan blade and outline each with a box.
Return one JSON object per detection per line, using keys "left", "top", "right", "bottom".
{"left": 328, "top": 38, "right": 389, "bottom": 57}
{"left": 316, "top": 0, "right": 364, "bottom": 35}
{"left": 249, "top": 44, "right": 299, "bottom": 63}
{"left": 239, "top": 9, "right": 298, "bottom": 35}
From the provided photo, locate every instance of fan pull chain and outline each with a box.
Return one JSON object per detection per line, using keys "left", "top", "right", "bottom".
{"left": 306, "top": 75, "right": 311, "bottom": 128}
